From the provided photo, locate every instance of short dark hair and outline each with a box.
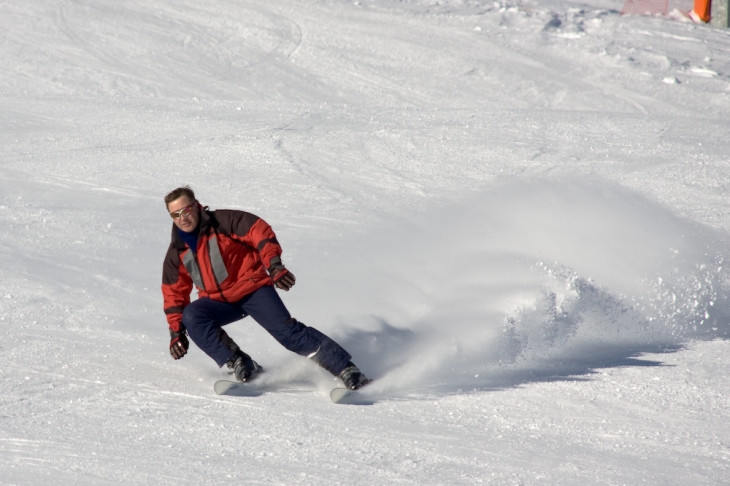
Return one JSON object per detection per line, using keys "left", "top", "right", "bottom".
{"left": 164, "top": 186, "right": 196, "bottom": 208}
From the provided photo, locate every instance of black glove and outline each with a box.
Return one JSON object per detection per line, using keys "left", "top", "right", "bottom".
{"left": 170, "top": 325, "right": 189, "bottom": 360}
{"left": 268, "top": 258, "right": 296, "bottom": 291}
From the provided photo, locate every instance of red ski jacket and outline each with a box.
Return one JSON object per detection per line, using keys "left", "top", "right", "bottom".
{"left": 161, "top": 205, "right": 283, "bottom": 333}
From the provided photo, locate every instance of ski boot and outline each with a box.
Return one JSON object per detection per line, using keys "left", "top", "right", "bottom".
{"left": 226, "top": 351, "right": 263, "bottom": 382}
{"left": 338, "top": 362, "right": 372, "bottom": 390}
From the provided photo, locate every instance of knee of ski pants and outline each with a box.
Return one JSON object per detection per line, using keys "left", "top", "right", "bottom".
{"left": 181, "top": 304, "right": 207, "bottom": 329}
{"left": 181, "top": 303, "right": 241, "bottom": 366}
{"left": 181, "top": 301, "right": 235, "bottom": 332}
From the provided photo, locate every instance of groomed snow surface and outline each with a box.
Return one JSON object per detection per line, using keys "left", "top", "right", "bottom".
{"left": 2, "top": 0, "right": 730, "bottom": 484}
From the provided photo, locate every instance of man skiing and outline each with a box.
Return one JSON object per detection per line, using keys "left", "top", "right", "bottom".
{"left": 161, "top": 186, "right": 370, "bottom": 390}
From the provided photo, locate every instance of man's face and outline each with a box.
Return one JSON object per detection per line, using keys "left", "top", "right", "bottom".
{"left": 167, "top": 196, "right": 200, "bottom": 233}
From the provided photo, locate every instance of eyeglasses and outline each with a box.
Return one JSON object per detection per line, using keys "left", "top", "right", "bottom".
{"left": 170, "top": 204, "right": 195, "bottom": 219}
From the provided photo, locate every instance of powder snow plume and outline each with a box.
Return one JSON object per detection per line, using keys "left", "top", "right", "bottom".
{"left": 292, "top": 178, "right": 730, "bottom": 395}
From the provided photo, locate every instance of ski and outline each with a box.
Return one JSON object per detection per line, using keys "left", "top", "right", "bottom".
{"left": 330, "top": 387, "right": 354, "bottom": 403}
{"left": 214, "top": 379, "right": 267, "bottom": 397}
{"left": 330, "top": 385, "right": 375, "bottom": 404}
{"left": 215, "top": 380, "right": 374, "bottom": 404}
{"left": 214, "top": 379, "right": 320, "bottom": 398}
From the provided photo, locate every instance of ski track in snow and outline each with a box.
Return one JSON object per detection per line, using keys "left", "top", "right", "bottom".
{"left": 1, "top": 0, "right": 730, "bottom": 484}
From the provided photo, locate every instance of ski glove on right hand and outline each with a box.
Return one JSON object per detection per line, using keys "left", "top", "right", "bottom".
{"left": 170, "top": 326, "right": 189, "bottom": 360}
{"left": 268, "top": 258, "right": 296, "bottom": 291}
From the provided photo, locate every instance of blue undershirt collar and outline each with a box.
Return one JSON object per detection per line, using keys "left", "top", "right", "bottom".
{"left": 177, "top": 223, "right": 201, "bottom": 253}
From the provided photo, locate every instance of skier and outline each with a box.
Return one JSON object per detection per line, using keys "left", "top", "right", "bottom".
{"left": 161, "top": 186, "right": 370, "bottom": 390}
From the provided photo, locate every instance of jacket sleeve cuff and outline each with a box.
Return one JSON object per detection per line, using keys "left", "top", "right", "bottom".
{"left": 267, "top": 255, "right": 284, "bottom": 272}
{"left": 169, "top": 323, "right": 187, "bottom": 338}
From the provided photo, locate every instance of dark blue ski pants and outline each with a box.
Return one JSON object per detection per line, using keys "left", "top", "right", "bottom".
{"left": 181, "top": 285, "right": 351, "bottom": 375}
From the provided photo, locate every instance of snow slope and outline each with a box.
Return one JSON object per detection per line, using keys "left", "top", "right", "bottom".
{"left": 1, "top": 0, "right": 730, "bottom": 484}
